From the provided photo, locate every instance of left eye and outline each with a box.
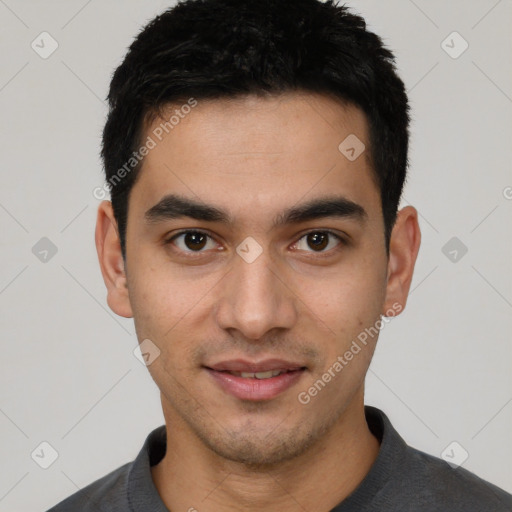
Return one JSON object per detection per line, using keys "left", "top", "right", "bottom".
{"left": 170, "top": 231, "right": 217, "bottom": 252}
{"left": 294, "top": 231, "right": 343, "bottom": 253}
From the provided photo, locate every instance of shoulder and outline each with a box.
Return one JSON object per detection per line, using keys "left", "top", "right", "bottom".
{"left": 397, "top": 444, "right": 512, "bottom": 511}
{"left": 45, "top": 461, "right": 132, "bottom": 512}
{"left": 362, "top": 407, "right": 512, "bottom": 511}
{"left": 45, "top": 424, "right": 166, "bottom": 512}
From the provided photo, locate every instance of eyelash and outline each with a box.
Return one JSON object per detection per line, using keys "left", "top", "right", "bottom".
{"left": 164, "top": 229, "right": 346, "bottom": 258}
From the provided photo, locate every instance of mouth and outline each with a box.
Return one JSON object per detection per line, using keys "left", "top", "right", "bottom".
{"left": 217, "top": 369, "right": 297, "bottom": 379}
{"left": 204, "top": 359, "right": 307, "bottom": 401}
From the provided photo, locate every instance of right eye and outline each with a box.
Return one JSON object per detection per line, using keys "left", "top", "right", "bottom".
{"left": 165, "top": 230, "right": 220, "bottom": 254}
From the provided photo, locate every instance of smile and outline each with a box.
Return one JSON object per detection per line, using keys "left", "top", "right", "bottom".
{"left": 204, "top": 360, "right": 307, "bottom": 401}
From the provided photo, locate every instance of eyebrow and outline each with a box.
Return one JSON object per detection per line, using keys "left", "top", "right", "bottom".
{"left": 144, "top": 193, "right": 367, "bottom": 228}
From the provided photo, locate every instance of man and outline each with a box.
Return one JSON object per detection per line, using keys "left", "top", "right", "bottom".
{"left": 47, "top": 0, "right": 512, "bottom": 510}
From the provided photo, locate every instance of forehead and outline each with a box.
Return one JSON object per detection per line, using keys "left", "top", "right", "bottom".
{"left": 130, "top": 92, "right": 380, "bottom": 224}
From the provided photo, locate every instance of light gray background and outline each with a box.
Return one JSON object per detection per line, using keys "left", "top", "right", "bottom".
{"left": 1, "top": 1, "right": 511, "bottom": 510}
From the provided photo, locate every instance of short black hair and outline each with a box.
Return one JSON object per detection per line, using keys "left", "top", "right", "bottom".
{"left": 101, "top": 0, "right": 410, "bottom": 260}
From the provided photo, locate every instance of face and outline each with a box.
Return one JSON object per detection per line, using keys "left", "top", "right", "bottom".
{"left": 96, "top": 92, "right": 420, "bottom": 466}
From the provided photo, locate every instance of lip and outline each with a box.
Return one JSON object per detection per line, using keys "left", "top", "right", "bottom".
{"left": 206, "top": 358, "right": 305, "bottom": 373}
{"left": 204, "top": 359, "right": 307, "bottom": 401}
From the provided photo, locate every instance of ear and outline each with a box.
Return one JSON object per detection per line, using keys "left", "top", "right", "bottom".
{"left": 95, "top": 200, "right": 133, "bottom": 318}
{"left": 382, "top": 205, "right": 421, "bottom": 316}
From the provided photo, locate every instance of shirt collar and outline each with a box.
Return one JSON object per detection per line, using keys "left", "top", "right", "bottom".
{"left": 126, "top": 406, "right": 407, "bottom": 511}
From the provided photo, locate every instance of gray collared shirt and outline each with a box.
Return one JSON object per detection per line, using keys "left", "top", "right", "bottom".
{"left": 46, "top": 406, "right": 512, "bottom": 511}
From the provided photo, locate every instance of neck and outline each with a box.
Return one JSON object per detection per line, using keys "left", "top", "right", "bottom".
{"left": 151, "top": 393, "right": 380, "bottom": 512}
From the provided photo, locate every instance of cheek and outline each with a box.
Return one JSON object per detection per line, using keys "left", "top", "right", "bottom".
{"left": 293, "top": 258, "right": 388, "bottom": 380}
{"left": 129, "top": 261, "right": 187, "bottom": 321}
{"left": 301, "top": 260, "right": 386, "bottom": 327}
{"left": 127, "top": 262, "right": 212, "bottom": 364}
{"left": 128, "top": 268, "right": 175, "bottom": 348}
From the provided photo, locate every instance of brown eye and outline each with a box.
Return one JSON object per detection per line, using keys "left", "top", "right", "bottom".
{"left": 168, "top": 231, "right": 216, "bottom": 252}
{"left": 295, "top": 231, "right": 343, "bottom": 253}
{"left": 183, "top": 232, "right": 207, "bottom": 250}
{"left": 307, "top": 232, "right": 328, "bottom": 251}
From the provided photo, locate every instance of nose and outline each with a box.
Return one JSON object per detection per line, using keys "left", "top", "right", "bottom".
{"left": 214, "top": 243, "right": 298, "bottom": 341}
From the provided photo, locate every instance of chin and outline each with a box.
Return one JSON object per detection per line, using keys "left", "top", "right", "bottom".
{"left": 194, "top": 416, "right": 329, "bottom": 468}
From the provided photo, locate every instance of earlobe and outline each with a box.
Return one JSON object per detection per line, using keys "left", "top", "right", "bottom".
{"left": 382, "top": 206, "right": 421, "bottom": 316}
{"left": 95, "top": 200, "right": 133, "bottom": 318}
